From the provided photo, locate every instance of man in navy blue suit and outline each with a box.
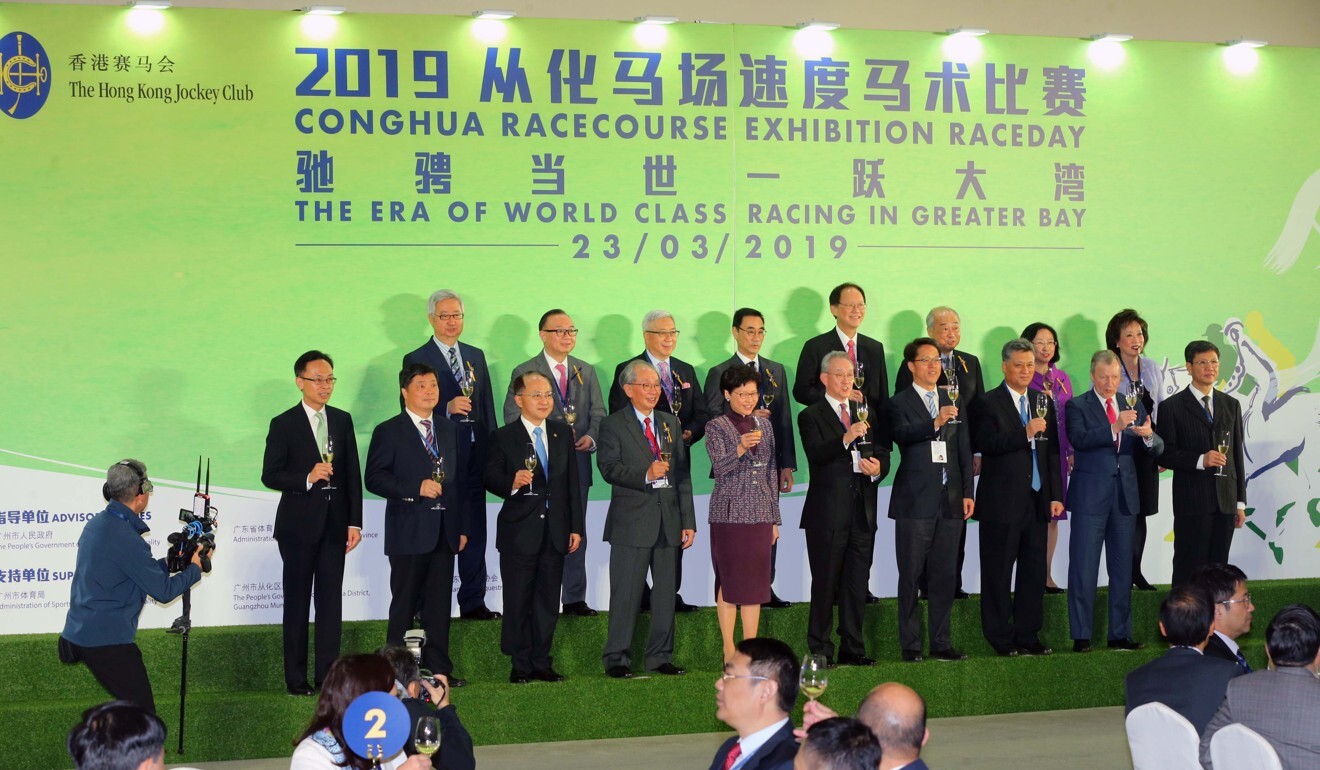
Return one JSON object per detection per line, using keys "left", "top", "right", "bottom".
{"left": 1064, "top": 350, "right": 1162, "bottom": 653}
{"left": 709, "top": 637, "right": 800, "bottom": 770}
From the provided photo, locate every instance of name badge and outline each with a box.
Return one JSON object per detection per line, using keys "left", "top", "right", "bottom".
{"left": 930, "top": 440, "right": 948, "bottom": 464}
{"left": 850, "top": 449, "right": 863, "bottom": 473}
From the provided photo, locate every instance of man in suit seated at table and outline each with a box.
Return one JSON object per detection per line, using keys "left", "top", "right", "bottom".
{"left": 800, "top": 682, "right": 933, "bottom": 770}
{"left": 1192, "top": 562, "right": 1256, "bottom": 674}
{"left": 709, "top": 637, "right": 800, "bottom": 770}
{"left": 1200, "top": 604, "right": 1320, "bottom": 769}
{"left": 484, "top": 371, "right": 583, "bottom": 684}
{"left": 1124, "top": 583, "right": 1241, "bottom": 734}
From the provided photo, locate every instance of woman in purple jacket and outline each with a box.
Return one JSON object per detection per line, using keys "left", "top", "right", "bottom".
{"left": 705, "top": 364, "right": 781, "bottom": 660}
{"left": 1023, "top": 322, "right": 1073, "bottom": 595}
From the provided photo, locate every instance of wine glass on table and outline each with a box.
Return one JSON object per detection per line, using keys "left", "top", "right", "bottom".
{"left": 458, "top": 372, "right": 476, "bottom": 423}
{"left": 321, "top": 434, "right": 337, "bottom": 492}
{"left": 1034, "top": 392, "right": 1050, "bottom": 442}
{"left": 524, "top": 443, "right": 540, "bottom": 496}
{"left": 430, "top": 456, "right": 446, "bottom": 511}
{"left": 800, "top": 653, "right": 829, "bottom": 703}
{"left": 1215, "top": 430, "right": 1231, "bottom": 477}
{"left": 414, "top": 715, "right": 441, "bottom": 758}
{"left": 946, "top": 372, "right": 962, "bottom": 425}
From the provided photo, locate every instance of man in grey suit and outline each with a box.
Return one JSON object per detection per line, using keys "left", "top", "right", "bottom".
{"left": 703, "top": 307, "right": 796, "bottom": 609}
{"left": 503, "top": 309, "right": 607, "bottom": 617}
{"left": 597, "top": 360, "right": 697, "bottom": 678}
{"left": 1200, "top": 604, "right": 1320, "bottom": 769}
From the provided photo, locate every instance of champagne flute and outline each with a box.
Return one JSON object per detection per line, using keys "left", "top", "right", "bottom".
{"left": 431, "top": 456, "right": 446, "bottom": 510}
{"left": 321, "top": 434, "right": 336, "bottom": 491}
{"left": 658, "top": 432, "right": 674, "bottom": 488}
{"left": 800, "top": 653, "right": 829, "bottom": 702}
{"left": 670, "top": 392, "right": 683, "bottom": 417}
{"left": 946, "top": 373, "right": 961, "bottom": 425}
{"left": 854, "top": 400, "right": 872, "bottom": 455}
{"left": 1034, "top": 391, "right": 1050, "bottom": 442}
{"left": 459, "top": 373, "right": 476, "bottom": 423}
{"left": 1215, "top": 430, "right": 1231, "bottom": 477}
{"left": 853, "top": 361, "right": 866, "bottom": 393}
{"left": 562, "top": 402, "right": 577, "bottom": 428}
{"left": 524, "top": 444, "right": 540, "bottom": 496}
{"left": 414, "top": 715, "right": 441, "bottom": 757}
{"left": 1124, "top": 386, "right": 1139, "bottom": 427}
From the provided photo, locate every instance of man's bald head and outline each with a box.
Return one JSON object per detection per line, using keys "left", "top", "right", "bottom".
{"left": 856, "top": 683, "right": 928, "bottom": 767}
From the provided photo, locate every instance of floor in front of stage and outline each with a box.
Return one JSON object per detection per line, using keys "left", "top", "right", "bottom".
{"left": 157, "top": 705, "right": 1131, "bottom": 769}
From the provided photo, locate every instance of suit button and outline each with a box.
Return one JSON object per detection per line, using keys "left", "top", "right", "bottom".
{"left": 540, "top": 514, "right": 545, "bottom": 519}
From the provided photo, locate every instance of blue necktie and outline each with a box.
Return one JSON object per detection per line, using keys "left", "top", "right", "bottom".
{"left": 1019, "top": 395, "right": 1041, "bottom": 492}
{"left": 1235, "top": 649, "right": 1252, "bottom": 673}
{"left": 447, "top": 346, "right": 462, "bottom": 381}
{"left": 533, "top": 426, "right": 548, "bottom": 478}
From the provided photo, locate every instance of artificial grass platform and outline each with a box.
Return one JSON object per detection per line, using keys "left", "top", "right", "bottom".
{"left": 11, "top": 578, "right": 1315, "bottom": 770}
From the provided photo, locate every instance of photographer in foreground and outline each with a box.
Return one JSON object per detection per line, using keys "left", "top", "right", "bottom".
{"left": 379, "top": 646, "right": 476, "bottom": 770}
{"left": 59, "top": 459, "right": 208, "bottom": 713}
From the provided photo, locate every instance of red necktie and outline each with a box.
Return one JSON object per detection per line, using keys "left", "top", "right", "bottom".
{"left": 722, "top": 742, "right": 742, "bottom": 770}
{"left": 1105, "top": 398, "right": 1120, "bottom": 451}
{"left": 555, "top": 363, "right": 569, "bottom": 400}
{"left": 839, "top": 403, "right": 851, "bottom": 430}
{"left": 846, "top": 338, "right": 857, "bottom": 368}
{"left": 644, "top": 417, "right": 661, "bottom": 459}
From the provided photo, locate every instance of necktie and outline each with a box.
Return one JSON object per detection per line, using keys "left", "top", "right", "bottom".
{"left": 1202, "top": 394, "right": 1213, "bottom": 422}
{"left": 532, "top": 426, "right": 548, "bottom": 477}
{"left": 447, "top": 346, "right": 462, "bottom": 381}
{"left": 314, "top": 411, "right": 328, "bottom": 453}
{"left": 555, "top": 363, "right": 569, "bottom": 401}
{"left": 1106, "top": 397, "right": 1120, "bottom": 451}
{"left": 1234, "top": 649, "right": 1252, "bottom": 674}
{"left": 1019, "top": 395, "right": 1041, "bottom": 492}
{"left": 658, "top": 360, "right": 674, "bottom": 404}
{"left": 749, "top": 359, "right": 758, "bottom": 372}
{"left": 846, "top": 338, "right": 857, "bottom": 368}
{"left": 927, "top": 391, "right": 947, "bottom": 484}
{"left": 420, "top": 419, "right": 438, "bottom": 459}
{"left": 722, "top": 742, "right": 742, "bottom": 770}
{"left": 643, "top": 417, "right": 661, "bottom": 459}
{"left": 839, "top": 402, "right": 852, "bottom": 430}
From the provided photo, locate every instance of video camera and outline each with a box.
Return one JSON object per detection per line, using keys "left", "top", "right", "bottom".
{"left": 166, "top": 457, "right": 218, "bottom": 574}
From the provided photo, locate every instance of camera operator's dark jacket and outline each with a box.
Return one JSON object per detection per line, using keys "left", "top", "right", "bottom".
{"left": 400, "top": 698, "right": 476, "bottom": 770}
{"left": 62, "top": 500, "right": 201, "bottom": 646}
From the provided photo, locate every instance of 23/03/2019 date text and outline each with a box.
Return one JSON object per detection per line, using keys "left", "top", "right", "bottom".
{"left": 571, "top": 233, "right": 847, "bottom": 263}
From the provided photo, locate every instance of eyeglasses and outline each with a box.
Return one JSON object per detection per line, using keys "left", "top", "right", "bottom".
{"left": 645, "top": 329, "right": 680, "bottom": 339}
{"left": 1032, "top": 340, "right": 1056, "bottom": 347}
{"left": 629, "top": 382, "right": 662, "bottom": 391}
{"left": 730, "top": 390, "right": 760, "bottom": 399}
{"left": 431, "top": 312, "right": 464, "bottom": 321}
{"left": 719, "top": 673, "right": 770, "bottom": 683}
{"left": 1191, "top": 360, "right": 1220, "bottom": 368}
{"left": 298, "top": 376, "right": 337, "bottom": 385}
{"left": 1220, "top": 593, "right": 1252, "bottom": 607}
{"left": 912, "top": 356, "right": 941, "bottom": 364}
{"left": 542, "top": 327, "right": 579, "bottom": 337}
{"left": 518, "top": 391, "right": 555, "bottom": 400}
{"left": 835, "top": 302, "right": 866, "bottom": 310}
{"left": 736, "top": 328, "right": 767, "bottom": 338}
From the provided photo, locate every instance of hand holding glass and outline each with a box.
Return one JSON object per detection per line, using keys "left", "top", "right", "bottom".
{"left": 430, "top": 457, "right": 446, "bottom": 510}
{"left": 321, "top": 434, "right": 337, "bottom": 491}
{"left": 1215, "top": 430, "right": 1231, "bottom": 477}
{"left": 524, "top": 444, "right": 540, "bottom": 496}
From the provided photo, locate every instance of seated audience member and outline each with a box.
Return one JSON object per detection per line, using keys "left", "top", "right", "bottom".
{"left": 379, "top": 646, "right": 475, "bottom": 770}
{"left": 1200, "top": 604, "right": 1320, "bottom": 770}
{"left": 292, "top": 653, "right": 432, "bottom": 770}
{"left": 1123, "top": 584, "right": 1240, "bottom": 733}
{"left": 796, "top": 718, "right": 883, "bottom": 770}
{"left": 67, "top": 701, "right": 166, "bottom": 770}
{"left": 800, "top": 682, "right": 932, "bottom": 770}
{"left": 710, "top": 637, "right": 800, "bottom": 770}
{"left": 1191, "top": 562, "right": 1255, "bottom": 673}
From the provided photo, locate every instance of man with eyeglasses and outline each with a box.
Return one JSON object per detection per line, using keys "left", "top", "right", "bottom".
{"left": 484, "top": 371, "right": 583, "bottom": 684}
{"left": 703, "top": 307, "right": 797, "bottom": 609}
{"left": 403, "top": 289, "right": 501, "bottom": 621}
{"left": 710, "top": 637, "right": 800, "bottom": 770}
{"left": 261, "top": 350, "right": 362, "bottom": 695}
{"left": 1155, "top": 341, "right": 1247, "bottom": 585}
{"left": 1192, "top": 562, "right": 1257, "bottom": 673}
{"left": 503, "top": 309, "right": 607, "bottom": 617}
{"left": 608, "top": 309, "right": 712, "bottom": 612}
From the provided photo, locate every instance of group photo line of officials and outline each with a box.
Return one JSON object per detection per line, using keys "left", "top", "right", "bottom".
{"left": 258, "top": 282, "right": 1250, "bottom": 690}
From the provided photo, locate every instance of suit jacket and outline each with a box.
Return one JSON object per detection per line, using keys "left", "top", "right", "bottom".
{"left": 502, "top": 352, "right": 607, "bottom": 491}
{"left": 1200, "top": 666, "right": 1320, "bottom": 770}
{"left": 798, "top": 398, "right": 890, "bottom": 532}
{"left": 705, "top": 414, "right": 780, "bottom": 525}
{"left": 1155, "top": 387, "right": 1247, "bottom": 516}
{"left": 596, "top": 408, "right": 697, "bottom": 548}
{"left": 262, "top": 403, "right": 363, "bottom": 545}
{"left": 970, "top": 383, "right": 1062, "bottom": 524}
{"left": 1204, "top": 632, "right": 1254, "bottom": 673}
{"left": 364, "top": 411, "right": 468, "bottom": 556}
{"left": 609, "top": 352, "right": 712, "bottom": 445}
{"left": 792, "top": 329, "right": 891, "bottom": 447}
{"left": 703, "top": 355, "right": 797, "bottom": 472}
{"left": 887, "top": 385, "right": 973, "bottom": 519}
{"left": 1124, "top": 646, "right": 1240, "bottom": 734}
{"left": 708, "top": 721, "right": 798, "bottom": 770}
{"left": 1065, "top": 390, "right": 1163, "bottom": 517}
{"left": 403, "top": 339, "right": 498, "bottom": 485}
{"left": 482, "top": 418, "right": 583, "bottom": 556}
{"left": 894, "top": 347, "right": 985, "bottom": 423}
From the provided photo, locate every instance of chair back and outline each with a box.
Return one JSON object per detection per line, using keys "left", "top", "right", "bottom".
{"left": 1125, "top": 702, "right": 1202, "bottom": 770}
{"left": 1209, "top": 723, "right": 1283, "bottom": 770}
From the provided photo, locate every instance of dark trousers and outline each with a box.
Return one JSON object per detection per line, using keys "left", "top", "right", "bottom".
{"left": 1172, "top": 513, "right": 1237, "bottom": 586}
{"left": 896, "top": 508, "right": 963, "bottom": 653}
{"left": 1067, "top": 493, "right": 1135, "bottom": 642}
{"left": 60, "top": 638, "right": 156, "bottom": 714}
{"left": 805, "top": 511, "right": 874, "bottom": 660}
{"left": 918, "top": 517, "right": 969, "bottom": 595}
{"left": 562, "top": 456, "right": 594, "bottom": 604}
{"left": 388, "top": 539, "right": 457, "bottom": 675}
{"left": 277, "top": 526, "right": 346, "bottom": 688}
{"left": 455, "top": 478, "right": 488, "bottom": 613}
{"left": 603, "top": 539, "right": 678, "bottom": 670}
{"left": 979, "top": 501, "right": 1048, "bottom": 649}
{"left": 500, "top": 536, "right": 565, "bottom": 674}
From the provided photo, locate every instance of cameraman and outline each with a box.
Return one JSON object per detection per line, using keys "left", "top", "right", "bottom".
{"left": 379, "top": 646, "right": 475, "bottom": 770}
{"left": 59, "top": 459, "right": 208, "bottom": 714}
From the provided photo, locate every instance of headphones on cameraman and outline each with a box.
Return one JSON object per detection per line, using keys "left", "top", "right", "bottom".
{"left": 102, "top": 459, "right": 154, "bottom": 501}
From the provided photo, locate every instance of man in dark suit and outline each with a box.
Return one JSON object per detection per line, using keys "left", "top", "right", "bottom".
{"left": 1200, "top": 604, "right": 1320, "bottom": 770}
{"left": 710, "top": 637, "right": 800, "bottom": 770}
{"left": 703, "top": 307, "right": 797, "bottom": 609}
{"left": 503, "top": 309, "right": 606, "bottom": 617}
{"left": 366, "top": 363, "right": 470, "bottom": 686}
{"left": 484, "top": 371, "right": 583, "bottom": 684}
{"left": 800, "top": 351, "right": 889, "bottom": 665}
{"left": 895, "top": 306, "right": 985, "bottom": 600}
{"left": 888, "top": 337, "right": 974, "bottom": 663}
{"left": 971, "top": 339, "right": 1063, "bottom": 657}
{"left": 608, "top": 309, "right": 710, "bottom": 611}
{"left": 598, "top": 360, "right": 697, "bottom": 677}
{"left": 1064, "top": 350, "right": 1163, "bottom": 653}
{"left": 1192, "top": 562, "right": 1257, "bottom": 673}
{"left": 402, "top": 289, "right": 500, "bottom": 621}
{"left": 261, "top": 350, "right": 363, "bottom": 695}
{"left": 1124, "top": 583, "right": 1241, "bottom": 734}
{"left": 1155, "top": 340, "right": 1247, "bottom": 586}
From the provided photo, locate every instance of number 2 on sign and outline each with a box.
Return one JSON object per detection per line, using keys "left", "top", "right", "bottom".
{"left": 364, "top": 708, "right": 388, "bottom": 738}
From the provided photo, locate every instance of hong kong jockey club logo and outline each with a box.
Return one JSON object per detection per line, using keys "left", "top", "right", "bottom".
{"left": 1, "top": 31, "right": 51, "bottom": 119}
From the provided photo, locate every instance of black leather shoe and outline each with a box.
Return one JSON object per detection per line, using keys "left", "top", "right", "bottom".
{"left": 1073, "top": 639, "right": 1093, "bottom": 653}
{"left": 1045, "top": 585, "right": 1066, "bottom": 595}
{"left": 531, "top": 668, "right": 564, "bottom": 683}
{"left": 606, "top": 665, "right": 633, "bottom": 679}
{"left": 901, "top": 649, "right": 924, "bottom": 663}
{"left": 994, "top": 645, "right": 1019, "bottom": 657}
{"left": 461, "top": 606, "right": 502, "bottom": 620}
{"left": 446, "top": 674, "right": 467, "bottom": 688}
{"left": 1108, "top": 637, "right": 1145, "bottom": 651}
{"left": 836, "top": 654, "right": 876, "bottom": 667}
{"left": 1019, "top": 641, "right": 1053, "bottom": 656}
{"left": 674, "top": 597, "right": 699, "bottom": 613}
{"left": 509, "top": 670, "right": 531, "bottom": 685}
{"left": 866, "top": 593, "right": 882, "bottom": 604}
{"left": 649, "top": 662, "right": 687, "bottom": 675}
{"left": 287, "top": 683, "right": 315, "bottom": 696}
{"left": 954, "top": 590, "right": 971, "bottom": 600}
{"left": 931, "top": 647, "right": 968, "bottom": 661}
{"left": 763, "top": 595, "right": 791, "bottom": 609}
{"left": 1133, "top": 580, "right": 1157, "bottom": 592}
{"left": 562, "top": 601, "right": 598, "bottom": 617}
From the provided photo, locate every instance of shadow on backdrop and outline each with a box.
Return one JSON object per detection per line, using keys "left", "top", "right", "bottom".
{"left": 696, "top": 310, "right": 734, "bottom": 378}
{"left": 354, "top": 293, "right": 425, "bottom": 429}
{"left": 486, "top": 313, "right": 535, "bottom": 410}
{"left": 1059, "top": 314, "right": 1102, "bottom": 382}
{"left": 769, "top": 287, "right": 826, "bottom": 383}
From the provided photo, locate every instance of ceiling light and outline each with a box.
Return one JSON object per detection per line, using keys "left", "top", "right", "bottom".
{"left": 473, "top": 9, "right": 516, "bottom": 19}
{"left": 797, "top": 20, "right": 840, "bottom": 31}
{"left": 946, "top": 27, "right": 988, "bottom": 37}
{"left": 301, "top": 5, "right": 345, "bottom": 14}
{"left": 128, "top": 1, "right": 171, "bottom": 8}
{"left": 1089, "top": 33, "right": 1132, "bottom": 42}
{"left": 1224, "top": 38, "right": 1268, "bottom": 48}
{"left": 635, "top": 16, "right": 678, "bottom": 24}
